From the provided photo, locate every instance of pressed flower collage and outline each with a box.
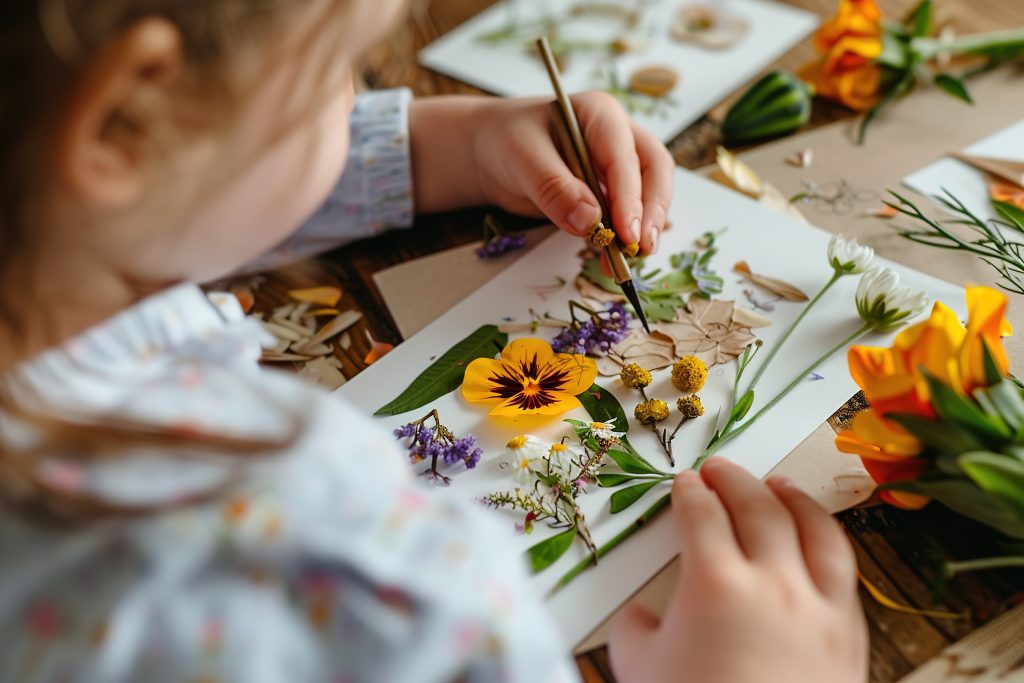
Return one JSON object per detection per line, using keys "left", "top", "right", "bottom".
{"left": 337, "top": 168, "right": 966, "bottom": 640}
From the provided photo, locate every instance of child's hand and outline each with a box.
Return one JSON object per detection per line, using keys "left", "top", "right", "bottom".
{"left": 410, "top": 94, "right": 674, "bottom": 255}
{"left": 609, "top": 458, "right": 868, "bottom": 683}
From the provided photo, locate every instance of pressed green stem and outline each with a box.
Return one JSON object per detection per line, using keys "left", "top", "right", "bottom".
{"left": 912, "top": 29, "right": 1024, "bottom": 60}
{"left": 744, "top": 271, "right": 842, "bottom": 397}
{"left": 945, "top": 555, "right": 1024, "bottom": 577}
{"left": 695, "top": 322, "right": 874, "bottom": 470}
{"left": 549, "top": 492, "right": 671, "bottom": 595}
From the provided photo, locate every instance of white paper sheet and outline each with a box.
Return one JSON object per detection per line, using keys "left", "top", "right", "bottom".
{"left": 902, "top": 118, "right": 1024, "bottom": 224}
{"left": 334, "top": 168, "right": 964, "bottom": 646}
{"left": 419, "top": 0, "right": 819, "bottom": 143}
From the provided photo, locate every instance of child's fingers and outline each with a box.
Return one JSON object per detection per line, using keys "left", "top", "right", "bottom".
{"left": 514, "top": 133, "right": 603, "bottom": 236}
{"left": 700, "top": 459, "right": 804, "bottom": 568}
{"left": 671, "top": 470, "right": 742, "bottom": 567}
{"left": 608, "top": 598, "right": 659, "bottom": 675}
{"left": 766, "top": 477, "right": 859, "bottom": 600}
{"left": 631, "top": 121, "right": 674, "bottom": 255}
{"left": 573, "top": 93, "right": 644, "bottom": 245}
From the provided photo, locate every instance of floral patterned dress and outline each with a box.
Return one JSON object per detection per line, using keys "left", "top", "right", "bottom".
{"left": 0, "top": 90, "right": 580, "bottom": 683}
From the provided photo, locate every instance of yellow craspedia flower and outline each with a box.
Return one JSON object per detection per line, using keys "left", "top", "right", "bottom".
{"left": 634, "top": 399, "right": 670, "bottom": 425}
{"left": 671, "top": 355, "right": 708, "bottom": 393}
{"left": 506, "top": 435, "right": 527, "bottom": 449}
{"left": 590, "top": 225, "right": 615, "bottom": 248}
{"left": 620, "top": 363, "right": 652, "bottom": 389}
{"left": 622, "top": 242, "right": 640, "bottom": 258}
{"left": 677, "top": 395, "right": 705, "bottom": 419}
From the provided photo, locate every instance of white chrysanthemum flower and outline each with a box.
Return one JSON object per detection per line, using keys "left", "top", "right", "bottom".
{"left": 856, "top": 267, "right": 930, "bottom": 332}
{"left": 828, "top": 235, "right": 875, "bottom": 274}
{"left": 500, "top": 435, "right": 548, "bottom": 485}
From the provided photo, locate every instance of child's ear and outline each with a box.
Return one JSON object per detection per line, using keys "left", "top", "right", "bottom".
{"left": 55, "top": 18, "right": 184, "bottom": 210}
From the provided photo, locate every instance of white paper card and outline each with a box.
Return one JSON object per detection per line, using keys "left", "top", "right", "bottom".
{"left": 902, "top": 118, "right": 1024, "bottom": 223}
{"left": 419, "top": 0, "right": 819, "bottom": 143}
{"left": 335, "top": 168, "right": 964, "bottom": 646}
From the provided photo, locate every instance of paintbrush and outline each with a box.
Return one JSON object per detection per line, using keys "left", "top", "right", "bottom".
{"left": 535, "top": 36, "right": 651, "bottom": 334}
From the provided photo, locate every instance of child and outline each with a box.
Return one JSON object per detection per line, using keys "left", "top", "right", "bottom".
{"left": 0, "top": 1, "right": 868, "bottom": 681}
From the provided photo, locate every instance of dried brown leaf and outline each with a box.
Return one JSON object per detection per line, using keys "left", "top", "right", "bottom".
{"left": 596, "top": 328, "right": 676, "bottom": 376}
{"left": 655, "top": 297, "right": 758, "bottom": 368}
{"left": 734, "top": 261, "right": 809, "bottom": 302}
{"left": 295, "top": 310, "right": 363, "bottom": 351}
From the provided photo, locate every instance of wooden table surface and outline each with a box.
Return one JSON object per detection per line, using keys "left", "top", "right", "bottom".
{"left": 253, "top": 1, "right": 1024, "bottom": 680}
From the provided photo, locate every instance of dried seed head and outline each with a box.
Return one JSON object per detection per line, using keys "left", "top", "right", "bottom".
{"left": 677, "top": 395, "right": 705, "bottom": 419}
{"left": 671, "top": 355, "right": 708, "bottom": 393}
{"left": 620, "top": 363, "right": 653, "bottom": 389}
{"left": 634, "top": 399, "right": 670, "bottom": 425}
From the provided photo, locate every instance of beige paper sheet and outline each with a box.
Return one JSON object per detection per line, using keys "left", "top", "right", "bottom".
{"left": 372, "top": 68, "right": 1024, "bottom": 655}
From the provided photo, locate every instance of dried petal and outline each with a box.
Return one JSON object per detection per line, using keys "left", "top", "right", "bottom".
{"left": 734, "top": 261, "right": 809, "bottom": 302}
{"left": 294, "top": 311, "right": 363, "bottom": 351}
{"left": 302, "top": 308, "right": 342, "bottom": 319}
{"left": 364, "top": 341, "right": 395, "bottom": 365}
{"left": 231, "top": 287, "right": 255, "bottom": 314}
{"left": 862, "top": 205, "right": 899, "bottom": 219}
{"left": 990, "top": 179, "right": 1024, "bottom": 209}
{"left": 289, "top": 286, "right": 343, "bottom": 307}
{"left": 260, "top": 352, "right": 315, "bottom": 363}
{"left": 299, "top": 357, "right": 347, "bottom": 391}
{"left": 628, "top": 66, "right": 679, "bottom": 97}
{"left": 714, "top": 146, "right": 763, "bottom": 198}
{"left": 785, "top": 148, "right": 813, "bottom": 168}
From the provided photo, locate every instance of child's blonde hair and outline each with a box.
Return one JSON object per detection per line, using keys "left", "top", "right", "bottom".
{"left": 0, "top": 0, "right": 353, "bottom": 524}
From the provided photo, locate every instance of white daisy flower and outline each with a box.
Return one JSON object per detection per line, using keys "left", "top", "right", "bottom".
{"left": 856, "top": 267, "right": 930, "bottom": 332}
{"left": 500, "top": 435, "right": 548, "bottom": 485}
{"left": 828, "top": 235, "right": 875, "bottom": 274}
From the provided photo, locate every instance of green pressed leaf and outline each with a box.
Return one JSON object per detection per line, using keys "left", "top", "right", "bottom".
{"left": 597, "top": 473, "right": 641, "bottom": 488}
{"left": 959, "top": 451, "right": 1024, "bottom": 516}
{"left": 974, "top": 381, "right": 1024, "bottom": 433}
{"left": 923, "top": 371, "right": 1011, "bottom": 441}
{"left": 994, "top": 201, "right": 1024, "bottom": 231}
{"left": 981, "top": 339, "right": 1005, "bottom": 387}
{"left": 934, "top": 74, "right": 973, "bottom": 104}
{"left": 610, "top": 480, "right": 662, "bottom": 513}
{"left": 578, "top": 384, "right": 629, "bottom": 433}
{"left": 527, "top": 527, "right": 578, "bottom": 574}
{"left": 731, "top": 390, "right": 755, "bottom": 422}
{"left": 607, "top": 449, "right": 660, "bottom": 476}
{"left": 374, "top": 325, "right": 507, "bottom": 416}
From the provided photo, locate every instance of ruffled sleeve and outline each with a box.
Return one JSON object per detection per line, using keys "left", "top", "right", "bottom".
{"left": 247, "top": 87, "right": 415, "bottom": 271}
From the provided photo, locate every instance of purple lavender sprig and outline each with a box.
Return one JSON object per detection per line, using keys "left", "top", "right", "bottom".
{"left": 476, "top": 214, "right": 528, "bottom": 260}
{"left": 551, "top": 302, "right": 631, "bottom": 356}
{"left": 393, "top": 410, "right": 482, "bottom": 484}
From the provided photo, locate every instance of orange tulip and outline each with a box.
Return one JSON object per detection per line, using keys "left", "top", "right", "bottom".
{"left": 800, "top": 0, "right": 884, "bottom": 112}
{"left": 836, "top": 286, "right": 1012, "bottom": 508}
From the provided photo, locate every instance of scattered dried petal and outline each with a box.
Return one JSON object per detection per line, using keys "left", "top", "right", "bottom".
{"left": 656, "top": 297, "right": 759, "bottom": 367}
{"left": 862, "top": 205, "right": 899, "bottom": 219}
{"left": 734, "top": 261, "right": 809, "bottom": 302}
{"left": 785, "top": 148, "right": 813, "bottom": 168}
{"left": 990, "top": 179, "right": 1024, "bottom": 210}
{"left": 298, "top": 357, "right": 348, "bottom": 391}
{"left": 302, "top": 308, "right": 342, "bottom": 319}
{"left": 260, "top": 320, "right": 307, "bottom": 343}
{"left": 364, "top": 341, "right": 395, "bottom": 366}
{"left": 294, "top": 311, "right": 363, "bottom": 351}
{"left": 232, "top": 287, "right": 255, "bottom": 314}
{"left": 628, "top": 66, "right": 679, "bottom": 97}
{"left": 714, "top": 146, "right": 763, "bottom": 198}
{"left": 289, "top": 286, "right": 343, "bottom": 307}
{"left": 260, "top": 352, "right": 315, "bottom": 363}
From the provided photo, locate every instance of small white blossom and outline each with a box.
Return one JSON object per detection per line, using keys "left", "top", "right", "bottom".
{"left": 828, "top": 235, "right": 875, "bottom": 274}
{"left": 588, "top": 418, "right": 626, "bottom": 443}
{"left": 856, "top": 267, "right": 930, "bottom": 332}
{"left": 500, "top": 435, "right": 548, "bottom": 485}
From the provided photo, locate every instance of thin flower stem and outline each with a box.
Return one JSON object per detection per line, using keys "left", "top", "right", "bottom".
{"left": 944, "top": 555, "right": 1024, "bottom": 577}
{"left": 695, "top": 322, "right": 874, "bottom": 470}
{"left": 549, "top": 492, "right": 672, "bottom": 595}
{"left": 911, "top": 28, "right": 1024, "bottom": 61}
{"left": 744, "top": 270, "right": 842, "bottom": 397}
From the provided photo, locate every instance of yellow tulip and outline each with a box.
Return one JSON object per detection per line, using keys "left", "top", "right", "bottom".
{"left": 462, "top": 338, "right": 598, "bottom": 418}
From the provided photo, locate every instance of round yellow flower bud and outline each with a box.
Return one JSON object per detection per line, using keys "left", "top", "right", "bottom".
{"left": 506, "top": 435, "right": 527, "bottom": 449}
{"left": 590, "top": 225, "right": 616, "bottom": 248}
{"left": 671, "top": 355, "right": 708, "bottom": 393}
{"left": 620, "top": 363, "right": 653, "bottom": 389}
{"left": 677, "top": 395, "right": 705, "bottom": 420}
{"left": 634, "top": 399, "right": 670, "bottom": 425}
{"left": 622, "top": 242, "right": 640, "bottom": 258}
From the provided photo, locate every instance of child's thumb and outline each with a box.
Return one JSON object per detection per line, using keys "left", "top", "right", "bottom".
{"left": 608, "top": 599, "right": 659, "bottom": 675}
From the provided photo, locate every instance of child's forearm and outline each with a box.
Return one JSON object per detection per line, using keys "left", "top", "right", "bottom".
{"left": 409, "top": 96, "right": 493, "bottom": 214}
